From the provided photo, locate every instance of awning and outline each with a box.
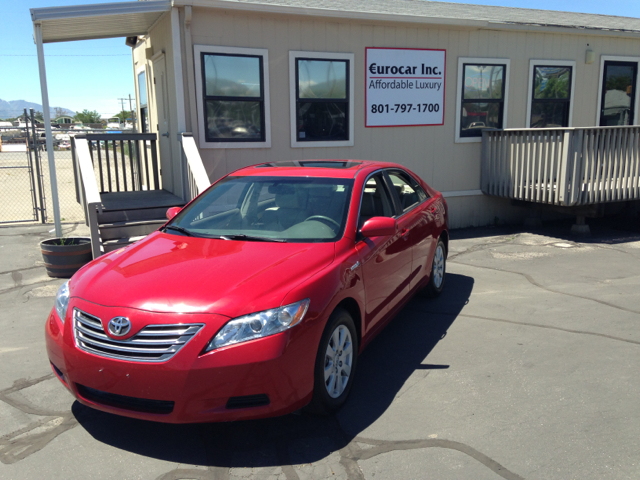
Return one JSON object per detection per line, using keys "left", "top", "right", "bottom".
{"left": 30, "top": 0, "right": 171, "bottom": 43}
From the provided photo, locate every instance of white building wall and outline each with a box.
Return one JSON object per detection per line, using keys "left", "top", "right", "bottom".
{"left": 150, "top": 7, "right": 640, "bottom": 228}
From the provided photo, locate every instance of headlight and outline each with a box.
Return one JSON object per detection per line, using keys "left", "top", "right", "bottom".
{"left": 205, "top": 299, "right": 310, "bottom": 352}
{"left": 55, "top": 281, "right": 70, "bottom": 323}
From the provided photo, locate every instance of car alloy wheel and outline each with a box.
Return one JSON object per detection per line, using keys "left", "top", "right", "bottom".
{"left": 432, "top": 243, "right": 445, "bottom": 289}
{"left": 310, "top": 308, "right": 358, "bottom": 413}
{"left": 324, "top": 324, "right": 354, "bottom": 398}
{"left": 424, "top": 238, "right": 446, "bottom": 297}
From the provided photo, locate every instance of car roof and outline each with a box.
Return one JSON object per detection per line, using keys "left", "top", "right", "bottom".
{"left": 229, "top": 160, "right": 404, "bottom": 179}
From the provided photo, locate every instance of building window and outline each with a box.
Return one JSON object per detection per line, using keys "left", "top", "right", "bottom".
{"left": 531, "top": 66, "right": 572, "bottom": 127}
{"left": 289, "top": 51, "right": 355, "bottom": 148}
{"left": 526, "top": 61, "right": 576, "bottom": 128}
{"left": 137, "top": 70, "right": 149, "bottom": 133}
{"left": 456, "top": 58, "right": 510, "bottom": 143}
{"left": 599, "top": 59, "right": 638, "bottom": 126}
{"left": 194, "top": 45, "right": 271, "bottom": 149}
{"left": 201, "top": 53, "right": 264, "bottom": 142}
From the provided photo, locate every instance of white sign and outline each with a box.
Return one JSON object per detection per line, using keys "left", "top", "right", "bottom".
{"left": 365, "top": 48, "right": 446, "bottom": 127}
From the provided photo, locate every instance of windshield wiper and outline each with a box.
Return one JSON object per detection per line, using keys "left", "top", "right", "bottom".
{"left": 220, "top": 234, "right": 287, "bottom": 243}
{"left": 164, "top": 225, "right": 194, "bottom": 236}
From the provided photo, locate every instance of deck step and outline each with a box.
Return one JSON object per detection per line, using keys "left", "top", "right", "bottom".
{"left": 99, "top": 219, "right": 166, "bottom": 241}
{"left": 97, "top": 206, "right": 180, "bottom": 224}
{"left": 102, "top": 236, "right": 146, "bottom": 253}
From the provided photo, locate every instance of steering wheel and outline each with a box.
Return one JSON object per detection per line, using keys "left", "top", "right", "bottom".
{"left": 304, "top": 215, "right": 341, "bottom": 229}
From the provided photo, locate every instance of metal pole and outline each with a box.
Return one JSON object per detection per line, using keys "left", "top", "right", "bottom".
{"left": 24, "top": 109, "right": 39, "bottom": 222}
{"left": 30, "top": 108, "right": 46, "bottom": 223}
{"left": 128, "top": 94, "right": 135, "bottom": 131}
{"left": 34, "top": 23, "right": 62, "bottom": 237}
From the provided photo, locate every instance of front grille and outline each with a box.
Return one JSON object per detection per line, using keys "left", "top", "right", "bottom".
{"left": 73, "top": 308, "right": 204, "bottom": 362}
{"left": 76, "top": 384, "right": 174, "bottom": 414}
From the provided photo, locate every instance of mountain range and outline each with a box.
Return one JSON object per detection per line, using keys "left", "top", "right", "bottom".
{"left": 0, "top": 99, "right": 75, "bottom": 119}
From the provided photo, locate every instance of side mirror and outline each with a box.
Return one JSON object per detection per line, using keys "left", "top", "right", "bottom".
{"left": 360, "top": 217, "right": 397, "bottom": 237}
{"left": 166, "top": 206, "right": 182, "bottom": 220}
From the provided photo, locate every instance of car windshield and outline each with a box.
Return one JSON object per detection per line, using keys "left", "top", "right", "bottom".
{"left": 168, "top": 176, "right": 354, "bottom": 242}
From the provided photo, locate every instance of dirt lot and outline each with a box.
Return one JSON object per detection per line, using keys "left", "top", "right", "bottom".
{"left": 0, "top": 219, "right": 639, "bottom": 479}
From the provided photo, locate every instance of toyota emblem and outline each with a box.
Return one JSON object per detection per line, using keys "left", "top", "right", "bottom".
{"left": 108, "top": 317, "right": 131, "bottom": 336}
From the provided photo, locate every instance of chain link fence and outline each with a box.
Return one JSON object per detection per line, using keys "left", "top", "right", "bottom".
{"left": 0, "top": 144, "right": 39, "bottom": 224}
{"left": 0, "top": 114, "right": 128, "bottom": 225}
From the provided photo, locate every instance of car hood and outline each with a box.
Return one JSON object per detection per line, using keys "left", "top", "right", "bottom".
{"left": 70, "top": 232, "right": 335, "bottom": 318}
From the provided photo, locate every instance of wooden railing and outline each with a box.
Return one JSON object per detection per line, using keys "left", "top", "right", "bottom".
{"left": 180, "top": 133, "right": 211, "bottom": 201}
{"left": 72, "top": 137, "right": 103, "bottom": 259}
{"left": 481, "top": 126, "right": 640, "bottom": 207}
{"left": 72, "top": 133, "right": 160, "bottom": 194}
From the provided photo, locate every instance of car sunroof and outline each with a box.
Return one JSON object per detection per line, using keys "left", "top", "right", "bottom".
{"left": 256, "top": 161, "right": 362, "bottom": 169}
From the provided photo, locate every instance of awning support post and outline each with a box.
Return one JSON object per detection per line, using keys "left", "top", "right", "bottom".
{"left": 34, "top": 23, "right": 62, "bottom": 238}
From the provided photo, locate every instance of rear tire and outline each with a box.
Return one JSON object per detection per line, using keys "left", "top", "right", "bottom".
{"left": 424, "top": 238, "right": 446, "bottom": 298}
{"left": 308, "top": 308, "right": 358, "bottom": 414}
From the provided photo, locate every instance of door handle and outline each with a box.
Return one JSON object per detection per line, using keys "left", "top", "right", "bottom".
{"left": 400, "top": 228, "right": 409, "bottom": 239}
{"left": 429, "top": 205, "right": 437, "bottom": 213}
{"left": 161, "top": 132, "right": 169, "bottom": 137}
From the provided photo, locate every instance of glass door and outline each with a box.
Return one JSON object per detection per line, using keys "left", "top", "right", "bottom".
{"left": 600, "top": 61, "right": 638, "bottom": 126}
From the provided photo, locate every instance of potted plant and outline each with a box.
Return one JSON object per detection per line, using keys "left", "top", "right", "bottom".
{"left": 40, "top": 237, "right": 92, "bottom": 278}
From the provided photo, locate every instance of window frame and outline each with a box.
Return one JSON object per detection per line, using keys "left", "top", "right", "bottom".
{"left": 526, "top": 60, "right": 576, "bottom": 128}
{"left": 136, "top": 64, "right": 150, "bottom": 133}
{"left": 194, "top": 45, "right": 271, "bottom": 149}
{"left": 596, "top": 55, "right": 640, "bottom": 126}
{"left": 455, "top": 57, "right": 510, "bottom": 144}
{"left": 289, "top": 51, "right": 355, "bottom": 148}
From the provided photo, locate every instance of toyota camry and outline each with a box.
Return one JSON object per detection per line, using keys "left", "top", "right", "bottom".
{"left": 46, "top": 160, "right": 448, "bottom": 423}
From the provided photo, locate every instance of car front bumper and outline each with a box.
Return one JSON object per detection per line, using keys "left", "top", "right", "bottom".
{"left": 45, "top": 299, "right": 320, "bottom": 423}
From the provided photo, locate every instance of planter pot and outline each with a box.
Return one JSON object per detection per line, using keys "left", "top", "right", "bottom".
{"left": 40, "top": 237, "right": 92, "bottom": 278}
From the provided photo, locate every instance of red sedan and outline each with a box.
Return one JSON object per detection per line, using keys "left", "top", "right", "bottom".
{"left": 46, "top": 160, "right": 448, "bottom": 423}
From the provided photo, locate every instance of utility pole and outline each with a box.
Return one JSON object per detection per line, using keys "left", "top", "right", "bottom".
{"left": 128, "top": 94, "right": 136, "bottom": 130}
{"left": 117, "top": 98, "right": 128, "bottom": 122}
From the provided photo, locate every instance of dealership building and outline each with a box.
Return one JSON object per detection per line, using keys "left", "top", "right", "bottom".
{"left": 32, "top": 0, "right": 640, "bottom": 230}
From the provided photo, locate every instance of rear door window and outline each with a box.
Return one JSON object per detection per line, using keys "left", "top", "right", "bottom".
{"left": 385, "top": 170, "right": 428, "bottom": 213}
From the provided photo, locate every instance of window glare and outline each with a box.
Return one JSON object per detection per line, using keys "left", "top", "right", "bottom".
{"left": 463, "top": 65, "right": 504, "bottom": 100}
{"left": 534, "top": 67, "right": 571, "bottom": 100}
{"left": 204, "top": 54, "right": 261, "bottom": 97}
{"left": 138, "top": 71, "right": 147, "bottom": 106}
{"left": 298, "top": 60, "right": 347, "bottom": 99}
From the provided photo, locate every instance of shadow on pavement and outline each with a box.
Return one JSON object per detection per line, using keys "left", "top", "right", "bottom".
{"left": 72, "top": 273, "right": 474, "bottom": 469}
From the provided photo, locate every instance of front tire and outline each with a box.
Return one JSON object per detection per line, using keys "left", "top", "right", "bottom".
{"left": 424, "top": 238, "right": 446, "bottom": 297}
{"left": 309, "top": 308, "right": 358, "bottom": 413}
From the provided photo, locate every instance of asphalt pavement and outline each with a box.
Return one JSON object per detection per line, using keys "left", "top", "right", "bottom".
{"left": 0, "top": 217, "right": 639, "bottom": 480}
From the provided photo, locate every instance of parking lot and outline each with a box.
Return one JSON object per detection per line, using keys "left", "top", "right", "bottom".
{"left": 0, "top": 218, "right": 639, "bottom": 479}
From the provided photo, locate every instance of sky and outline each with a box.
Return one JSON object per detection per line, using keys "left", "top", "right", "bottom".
{"left": 1, "top": 0, "right": 640, "bottom": 119}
